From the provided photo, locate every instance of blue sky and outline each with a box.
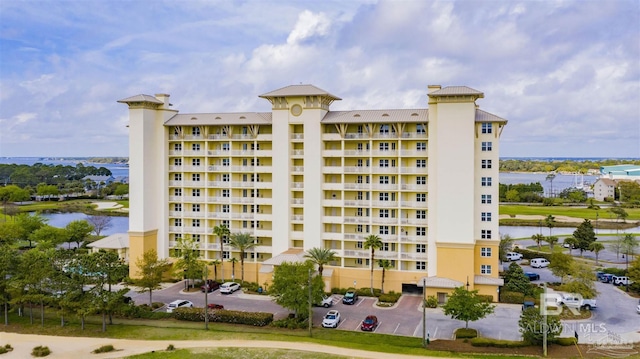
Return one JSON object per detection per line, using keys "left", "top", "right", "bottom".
{"left": 1, "top": 0, "right": 638, "bottom": 158}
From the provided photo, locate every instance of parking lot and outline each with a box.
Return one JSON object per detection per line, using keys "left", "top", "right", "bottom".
{"left": 125, "top": 269, "right": 640, "bottom": 344}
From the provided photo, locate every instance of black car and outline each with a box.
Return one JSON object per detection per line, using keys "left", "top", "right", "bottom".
{"left": 522, "top": 300, "right": 535, "bottom": 311}
{"left": 524, "top": 272, "right": 540, "bottom": 281}
{"left": 342, "top": 290, "right": 358, "bottom": 305}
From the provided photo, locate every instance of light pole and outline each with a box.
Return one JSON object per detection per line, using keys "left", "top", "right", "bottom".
{"left": 595, "top": 211, "right": 598, "bottom": 235}
{"left": 422, "top": 278, "right": 427, "bottom": 348}
{"left": 308, "top": 268, "right": 313, "bottom": 337}
{"left": 204, "top": 265, "right": 209, "bottom": 330}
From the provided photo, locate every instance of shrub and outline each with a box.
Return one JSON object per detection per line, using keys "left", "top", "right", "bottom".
{"left": 514, "top": 248, "right": 551, "bottom": 260}
{"left": 92, "top": 345, "right": 115, "bottom": 354}
{"left": 554, "top": 337, "right": 577, "bottom": 346}
{"left": 455, "top": 328, "right": 477, "bottom": 339}
{"left": 425, "top": 296, "right": 438, "bottom": 308}
{"left": 166, "top": 344, "right": 175, "bottom": 351}
{"left": 117, "top": 304, "right": 173, "bottom": 319}
{"left": 32, "top": 346, "right": 51, "bottom": 357}
{"left": 0, "top": 344, "right": 13, "bottom": 354}
{"left": 500, "top": 291, "right": 525, "bottom": 304}
{"left": 476, "top": 294, "right": 494, "bottom": 303}
{"left": 271, "top": 317, "right": 308, "bottom": 329}
{"left": 356, "top": 288, "right": 381, "bottom": 297}
{"left": 602, "top": 267, "right": 627, "bottom": 276}
{"left": 174, "top": 307, "right": 273, "bottom": 326}
{"left": 470, "top": 337, "right": 529, "bottom": 348}
{"left": 241, "top": 281, "right": 261, "bottom": 293}
{"left": 378, "top": 291, "right": 401, "bottom": 303}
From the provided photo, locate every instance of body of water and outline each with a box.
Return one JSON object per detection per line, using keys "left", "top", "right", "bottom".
{"left": 41, "top": 212, "right": 129, "bottom": 236}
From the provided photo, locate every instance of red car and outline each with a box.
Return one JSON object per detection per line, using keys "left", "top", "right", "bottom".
{"left": 207, "top": 303, "right": 224, "bottom": 310}
{"left": 201, "top": 280, "right": 220, "bottom": 293}
{"left": 360, "top": 315, "right": 378, "bottom": 331}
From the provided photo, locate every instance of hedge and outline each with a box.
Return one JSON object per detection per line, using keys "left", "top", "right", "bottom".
{"left": 476, "top": 294, "right": 494, "bottom": 303}
{"left": 554, "top": 337, "right": 577, "bottom": 346}
{"left": 174, "top": 307, "right": 273, "bottom": 327}
{"left": 378, "top": 291, "right": 401, "bottom": 303}
{"left": 500, "top": 291, "right": 525, "bottom": 304}
{"left": 514, "top": 248, "right": 551, "bottom": 261}
{"left": 455, "top": 328, "right": 478, "bottom": 339}
{"left": 470, "top": 337, "right": 529, "bottom": 348}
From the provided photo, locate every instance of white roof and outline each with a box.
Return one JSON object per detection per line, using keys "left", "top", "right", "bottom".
{"left": 262, "top": 249, "right": 305, "bottom": 265}
{"left": 87, "top": 233, "right": 129, "bottom": 250}
{"left": 417, "top": 276, "right": 464, "bottom": 288}
{"left": 474, "top": 275, "right": 504, "bottom": 286}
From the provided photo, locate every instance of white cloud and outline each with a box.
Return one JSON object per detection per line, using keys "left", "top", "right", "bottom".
{"left": 286, "top": 10, "right": 331, "bottom": 45}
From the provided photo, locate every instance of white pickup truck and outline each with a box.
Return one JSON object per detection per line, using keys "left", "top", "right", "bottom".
{"left": 556, "top": 293, "right": 597, "bottom": 310}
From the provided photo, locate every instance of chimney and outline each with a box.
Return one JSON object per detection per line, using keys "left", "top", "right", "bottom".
{"left": 427, "top": 85, "right": 441, "bottom": 94}
{"left": 155, "top": 93, "right": 171, "bottom": 109}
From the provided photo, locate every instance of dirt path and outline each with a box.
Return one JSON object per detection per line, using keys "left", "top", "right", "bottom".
{"left": 0, "top": 332, "right": 443, "bottom": 359}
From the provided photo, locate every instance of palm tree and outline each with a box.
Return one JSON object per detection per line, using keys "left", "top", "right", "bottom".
{"left": 545, "top": 236, "right": 559, "bottom": 250}
{"left": 213, "top": 224, "right": 230, "bottom": 281}
{"left": 545, "top": 215, "right": 555, "bottom": 237}
{"left": 589, "top": 242, "right": 605, "bottom": 265}
{"left": 564, "top": 237, "right": 578, "bottom": 255}
{"left": 364, "top": 234, "right": 383, "bottom": 296}
{"left": 531, "top": 233, "right": 545, "bottom": 250}
{"left": 378, "top": 259, "right": 393, "bottom": 294}
{"left": 228, "top": 232, "right": 257, "bottom": 282}
{"left": 304, "top": 247, "right": 336, "bottom": 277}
{"left": 210, "top": 259, "right": 221, "bottom": 281}
{"left": 545, "top": 173, "right": 556, "bottom": 197}
{"left": 228, "top": 257, "right": 238, "bottom": 281}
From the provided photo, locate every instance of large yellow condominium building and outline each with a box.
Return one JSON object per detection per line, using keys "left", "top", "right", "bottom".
{"left": 119, "top": 84, "right": 507, "bottom": 300}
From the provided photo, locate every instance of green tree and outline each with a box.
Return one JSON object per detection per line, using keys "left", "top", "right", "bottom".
{"left": 113, "top": 184, "right": 129, "bottom": 197}
{"left": 29, "top": 225, "right": 68, "bottom": 248}
{"left": 545, "top": 236, "right": 559, "bottom": 250}
{"left": 563, "top": 237, "right": 578, "bottom": 255}
{"left": 503, "top": 262, "right": 532, "bottom": 296}
{"left": 135, "top": 249, "right": 170, "bottom": 305}
{"left": 442, "top": 286, "right": 495, "bottom": 329}
{"left": 85, "top": 250, "right": 129, "bottom": 331}
{"left": 545, "top": 215, "right": 555, "bottom": 237}
{"left": 210, "top": 259, "right": 221, "bottom": 281}
{"left": 589, "top": 242, "right": 605, "bottom": 265}
{"left": 269, "top": 261, "right": 324, "bottom": 319}
{"left": 548, "top": 250, "right": 574, "bottom": 284}
{"left": 173, "top": 235, "right": 204, "bottom": 288}
{"left": 212, "top": 224, "right": 230, "bottom": 281}
{"left": 228, "top": 232, "right": 257, "bottom": 283}
{"left": 0, "top": 222, "right": 25, "bottom": 246}
{"left": 364, "top": 234, "right": 382, "bottom": 296}
{"left": 609, "top": 206, "right": 628, "bottom": 223}
{"left": 531, "top": 233, "right": 545, "bottom": 251}
{"left": 561, "top": 261, "right": 598, "bottom": 299}
{"left": 229, "top": 257, "right": 238, "bottom": 281}
{"left": 519, "top": 307, "right": 562, "bottom": 345}
{"left": 304, "top": 247, "right": 336, "bottom": 278}
{"left": 573, "top": 219, "right": 596, "bottom": 256}
{"left": 65, "top": 220, "right": 94, "bottom": 248}
{"left": 498, "top": 234, "right": 514, "bottom": 263}
{"left": 15, "top": 213, "right": 47, "bottom": 248}
{"left": 545, "top": 174, "right": 556, "bottom": 197}
{"left": 378, "top": 259, "right": 393, "bottom": 294}
{"left": 0, "top": 245, "right": 19, "bottom": 325}
{"left": 622, "top": 233, "right": 638, "bottom": 261}
{"left": 628, "top": 257, "right": 640, "bottom": 292}
{"left": 609, "top": 236, "right": 626, "bottom": 260}
{"left": 14, "top": 247, "right": 55, "bottom": 326}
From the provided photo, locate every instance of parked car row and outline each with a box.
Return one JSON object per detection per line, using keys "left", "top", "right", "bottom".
{"left": 321, "top": 310, "right": 379, "bottom": 332}
{"left": 597, "top": 272, "right": 633, "bottom": 286}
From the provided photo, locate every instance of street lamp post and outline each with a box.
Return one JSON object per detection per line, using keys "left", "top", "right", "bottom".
{"left": 422, "top": 278, "right": 426, "bottom": 348}
{"left": 204, "top": 265, "right": 209, "bottom": 330}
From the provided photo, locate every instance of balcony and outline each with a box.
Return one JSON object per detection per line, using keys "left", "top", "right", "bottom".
{"left": 401, "top": 201, "right": 427, "bottom": 208}
{"left": 343, "top": 183, "right": 370, "bottom": 190}
{"left": 400, "top": 149, "right": 427, "bottom": 156}
{"left": 208, "top": 181, "right": 230, "bottom": 187}
{"left": 400, "top": 218, "right": 428, "bottom": 225}
{"left": 343, "top": 200, "right": 370, "bottom": 207}
{"left": 400, "top": 167, "right": 428, "bottom": 174}
{"left": 291, "top": 150, "right": 304, "bottom": 156}
{"left": 343, "top": 150, "right": 370, "bottom": 156}
{"left": 292, "top": 182, "right": 304, "bottom": 189}
{"left": 169, "top": 196, "right": 183, "bottom": 202}
{"left": 343, "top": 250, "right": 369, "bottom": 257}
{"left": 183, "top": 211, "right": 205, "bottom": 218}
{"left": 376, "top": 251, "right": 398, "bottom": 259}
{"left": 401, "top": 183, "right": 428, "bottom": 191}
{"left": 343, "top": 216, "right": 370, "bottom": 224}
{"left": 291, "top": 215, "right": 304, "bottom": 222}
{"left": 183, "top": 196, "right": 204, "bottom": 203}
{"left": 292, "top": 166, "right": 304, "bottom": 173}
{"left": 323, "top": 215, "right": 343, "bottom": 224}
{"left": 231, "top": 181, "right": 255, "bottom": 188}
{"left": 169, "top": 150, "right": 182, "bottom": 156}
{"left": 183, "top": 150, "right": 204, "bottom": 156}
{"left": 291, "top": 198, "right": 304, "bottom": 205}
{"left": 322, "top": 133, "right": 342, "bottom": 140}
{"left": 291, "top": 133, "right": 304, "bottom": 140}
{"left": 371, "top": 184, "right": 398, "bottom": 190}
{"left": 371, "top": 166, "right": 398, "bottom": 174}
{"left": 169, "top": 180, "right": 183, "bottom": 186}
{"left": 323, "top": 150, "right": 343, "bottom": 157}
{"left": 169, "top": 165, "right": 183, "bottom": 171}
{"left": 342, "top": 166, "right": 370, "bottom": 173}
{"left": 401, "top": 235, "right": 428, "bottom": 243}
{"left": 374, "top": 217, "right": 399, "bottom": 224}
{"left": 401, "top": 132, "right": 427, "bottom": 139}
{"left": 344, "top": 133, "right": 369, "bottom": 139}
{"left": 208, "top": 196, "right": 231, "bottom": 203}
{"left": 371, "top": 200, "right": 398, "bottom": 207}
{"left": 401, "top": 252, "right": 428, "bottom": 260}
{"left": 371, "top": 150, "right": 398, "bottom": 157}
{"left": 344, "top": 233, "right": 366, "bottom": 240}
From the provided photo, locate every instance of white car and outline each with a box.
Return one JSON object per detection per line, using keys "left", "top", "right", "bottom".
{"left": 322, "top": 310, "right": 341, "bottom": 328}
{"left": 531, "top": 258, "right": 550, "bottom": 268}
{"left": 506, "top": 252, "right": 523, "bottom": 261}
{"left": 166, "top": 299, "right": 193, "bottom": 313}
{"left": 636, "top": 305, "right": 640, "bottom": 315}
{"left": 220, "top": 282, "right": 241, "bottom": 294}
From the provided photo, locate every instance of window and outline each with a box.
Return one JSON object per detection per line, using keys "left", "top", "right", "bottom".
{"left": 356, "top": 208, "right": 364, "bottom": 216}
{"left": 481, "top": 177, "right": 492, "bottom": 186}
{"left": 174, "top": 143, "right": 182, "bottom": 151}
{"left": 482, "top": 159, "right": 492, "bottom": 169}
{"left": 191, "top": 189, "right": 200, "bottom": 197}
{"left": 481, "top": 212, "right": 492, "bottom": 222}
{"left": 416, "top": 159, "right": 426, "bottom": 168}
{"left": 192, "top": 127, "right": 200, "bottom": 136}
{"left": 222, "top": 251, "right": 230, "bottom": 259}
{"left": 481, "top": 265, "right": 492, "bottom": 274}
{"left": 380, "top": 209, "right": 389, "bottom": 218}
{"left": 379, "top": 226, "right": 389, "bottom": 235}
{"left": 356, "top": 241, "right": 363, "bottom": 249}
{"left": 193, "top": 234, "right": 200, "bottom": 242}
{"left": 380, "top": 124, "right": 390, "bottom": 134}
{"left": 357, "top": 159, "right": 365, "bottom": 167}
{"left": 222, "top": 174, "right": 229, "bottom": 182}
{"left": 175, "top": 218, "right": 182, "bottom": 227}
{"left": 481, "top": 123, "right": 492, "bottom": 134}
{"left": 174, "top": 203, "right": 182, "bottom": 211}
{"left": 481, "top": 247, "right": 492, "bottom": 257}
{"left": 380, "top": 159, "right": 389, "bottom": 167}
{"left": 174, "top": 158, "right": 182, "bottom": 166}
{"left": 416, "top": 124, "right": 426, "bottom": 134}
{"left": 251, "top": 143, "right": 260, "bottom": 150}
{"left": 192, "top": 219, "right": 200, "bottom": 227}
{"left": 416, "top": 261, "right": 426, "bottom": 270}
{"left": 416, "top": 176, "right": 426, "bottom": 185}
{"left": 222, "top": 189, "right": 230, "bottom": 197}
{"left": 251, "top": 158, "right": 260, "bottom": 166}
{"left": 416, "top": 142, "right": 427, "bottom": 151}
{"left": 192, "top": 143, "right": 200, "bottom": 151}
{"left": 222, "top": 204, "right": 229, "bottom": 213}
{"left": 379, "top": 176, "right": 389, "bottom": 184}
{"left": 416, "top": 193, "right": 426, "bottom": 202}
{"left": 481, "top": 194, "right": 492, "bottom": 204}
{"left": 192, "top": 173, "right": 200, "bottom": 182}
{"left": 379, "top": 193, "right": 389, "bottom": 201}
{"left": 174, "top": 188, "right": 182, "bottom": 196}
{"left": 379, "top": 143, "right": 389, "bottom": 151}
{"left": 416, "top": 210, "right": 426, "bottom": 219}
{"left": 192, "top": 204, "right": 200, "bottom": 212}
{"left": 174, "top": 173, "right": 182, "bottom": 181}
{"left": 222, "top": 220, "right": 229, "bottom": 228}
{"left": 417, "top": 244, "right": 426, "bottom": 253}
{"left": 481, "top": 141, "right": 492, "bottom": 151}
{"left": 222, "top": 158, "right": 230, "bottom": 166}
{"left": 416, "top": 227, "right": 426, "bottom": 236}
{"left": 222, "top": 143, "right": 230, "bottom": 151}
{"left": 192, "top": 158, "right": 200, "bottom": 166}
{"left": 481, "top": 230, "right": 492, "bottom": 239}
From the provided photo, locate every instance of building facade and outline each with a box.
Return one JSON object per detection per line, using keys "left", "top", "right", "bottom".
{"left": 119, "top": 84, "right": 507, "bottom": 300}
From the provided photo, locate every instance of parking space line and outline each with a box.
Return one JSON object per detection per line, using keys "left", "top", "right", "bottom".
{"left": 412, "top": 323, "right": 421, "bottom": 337}
{"left": 393, "top": 323, "right": 400, "bottom": 334}
{"left": 354, "top": 321, "right": 362, "bottom": 331}
{"left": 373, "top": 321, "right": 381, "bottom": 333}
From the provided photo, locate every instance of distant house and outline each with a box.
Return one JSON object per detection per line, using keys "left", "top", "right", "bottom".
{"left": 87, "top": 233, "right": 129, "bottom": 262}
{"left": 593, "top": 178, "right": 617, "bottom": 201}
{"left": 82, "top": 175, "right": 115, "bottom": 184}
{"left": 113, "top": 176, "right": 129, "bottom": 184}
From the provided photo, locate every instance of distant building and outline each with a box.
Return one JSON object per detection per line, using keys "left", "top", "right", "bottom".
{"left": 87, "top": 233, "right": 129, "bottom": 262}
{"left": 600, "top": 165, "right": 640, "bottom": 180}
{"left": 82, "top": 175, "right": 115, "bottom": 184}
{"left": 119, "top": 84, "right": 507, "bottom": 300}
{"left": 593, "top": 178, "right": 617, "bottom": 201}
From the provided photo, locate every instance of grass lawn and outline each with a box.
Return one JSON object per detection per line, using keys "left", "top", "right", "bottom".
{"left": 500, "top": 205, "right": 640, "bottom": 221}
{"left": 128, "top": 348, "right": 347, "bottom": 359}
